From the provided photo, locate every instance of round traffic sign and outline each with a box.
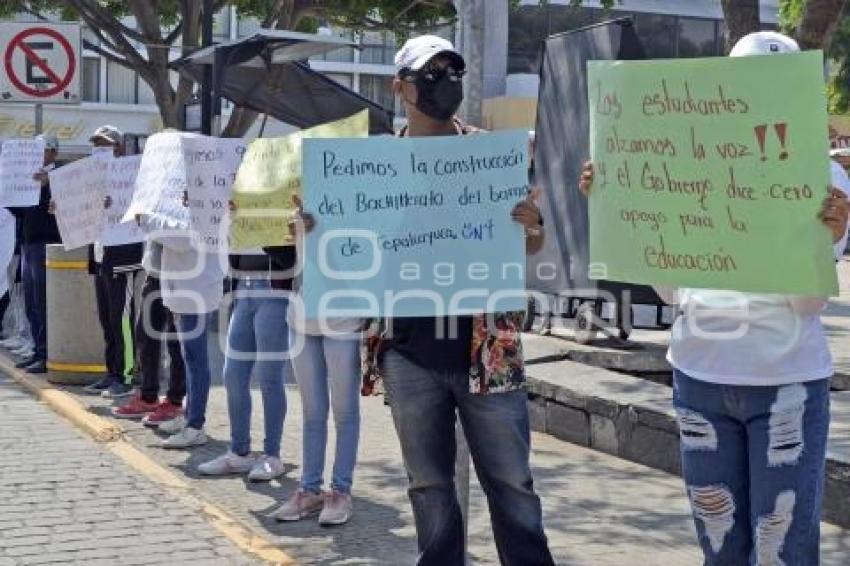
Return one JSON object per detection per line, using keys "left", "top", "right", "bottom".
{"left": 4, "top": 27, "right": 76, "bottom": 98}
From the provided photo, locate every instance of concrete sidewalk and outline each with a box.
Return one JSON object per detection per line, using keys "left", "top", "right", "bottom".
{"left": 10, "top": 366, "right": 850, "bottom": 565}
{"left": 0, "top": 373, "right": 259, "bottom": 566}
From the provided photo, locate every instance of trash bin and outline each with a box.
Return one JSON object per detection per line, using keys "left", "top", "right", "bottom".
{"left": 46, "top": 244, "right": 105, "bottom": 385}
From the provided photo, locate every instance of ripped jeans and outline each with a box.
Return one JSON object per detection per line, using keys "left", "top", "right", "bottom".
{"left": 673, "top": 371, "right": 830, "bottom": 566}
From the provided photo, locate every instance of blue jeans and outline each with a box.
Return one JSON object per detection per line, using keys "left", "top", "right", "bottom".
{"left": 175, "top": 313, "right": 212, "bottom": 431}
{"left": 21, "top": 243, "right": 46, "bottom": 361}
{"left": 223, "top": 280, "right": 288, "bottom": 457}
{"left": 673, "top": 371, "right": 830, "bottom": 566}
{"left": 290, "top": 330, "right": 361, "bottom": 494}
{"left": 381, "top": 350, "right": 554, "bottom": 566}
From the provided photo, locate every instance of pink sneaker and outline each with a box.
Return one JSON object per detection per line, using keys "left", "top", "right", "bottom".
{"left": 141, "top": 400, "right": 184, "bottom": 427}
{"left": 319, "top": 490, "right": 353, "bottom": 526}
{"left": 112, "top": 392, "right": 158, "bottom": 419}
{"left": 270, "top": 489, "right": 324, "bottom": 522}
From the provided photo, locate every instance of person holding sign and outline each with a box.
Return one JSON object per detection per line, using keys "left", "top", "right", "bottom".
{"left": 6, "top": 133, "right": 61, "bottom": 374}
{"left": 82, "top": 126, "right": 144, "bottom": 399}
{"left": 288, "top": 36, "right": 554, "bottom": 562}
{"left": 196, "top": 246, "right": 294, "bottom": 481}
{"left": 579, "top": 32, "right": 850, "bottom": 565}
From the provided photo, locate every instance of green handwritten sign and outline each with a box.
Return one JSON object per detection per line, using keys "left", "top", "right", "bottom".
{"left": 588, "top": 51, "right": 838, "bottom": 296}
{"left": 230, "top": 110, "right": 369, "bottom": 249}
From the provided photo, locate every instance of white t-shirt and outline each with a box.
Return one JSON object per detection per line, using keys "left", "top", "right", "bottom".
{"left": 667, "top": 161, "right": 848, "bottom": 386}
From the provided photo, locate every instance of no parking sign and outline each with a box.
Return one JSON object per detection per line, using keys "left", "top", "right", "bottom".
{"left": 0, "top": 22, "right": 81, "bottom": 104}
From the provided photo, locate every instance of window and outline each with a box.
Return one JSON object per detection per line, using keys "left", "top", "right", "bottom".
{"left": 82, "top": 57, "right": 100, "bottom": 102}
{"left": 214, "top": 7, "right": 231, "bottom": 40}
{"left": 238, "top": 17, "right": 261, "bottom": 37}
{"left": 678, "top": 17, "right": 719, "bottom": 58}
{"left": 634, "top": 13, "right": 677, "bottom": 58}
{"left": 107, "top": 61, "right": 135, "bottom": 104}
{"left": 360, "top": 31, "right": 395, "bottom": 65}
{"left": 137, "top": 76, "right": 156, "bottom": 105}
{"left": 311, "top": 29, "right": 355, "bottom": 63}
{"left": 547, "top": 5, "right": 603, "bottom": 35}
{"left": 325, "top": 73, "right": 353, "bottom": 89}
{"left": 360, "top": 74, "right": 395, "bottom": 113}
{"left": 508, "top": 5, "right": 547, "bottom": 73}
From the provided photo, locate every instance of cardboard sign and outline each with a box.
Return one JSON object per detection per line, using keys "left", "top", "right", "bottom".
{"left": 0, "top": 138, "right": 45, "bottom": 206}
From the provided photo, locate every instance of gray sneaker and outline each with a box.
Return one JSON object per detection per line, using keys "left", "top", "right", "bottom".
{"left": 271, "top": 489, "right": 324, "bottom": 522}
{"left": 319, "top": 490, "right": 353, "bottom": 526}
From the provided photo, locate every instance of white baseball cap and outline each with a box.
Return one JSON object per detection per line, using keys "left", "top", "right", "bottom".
{"left": 394, "top": 35, "right": 465, "bottom": 73}
{"left": 89, "top": 125, "right": 123, "bottom": 145}
{"left": 729, "top": 31, "right": 800, "bottom": 57}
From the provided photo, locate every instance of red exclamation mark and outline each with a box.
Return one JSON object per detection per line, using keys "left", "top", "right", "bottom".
{"left": 774, "top": 123, "right": 789, "bottom": 160}
{"left": 754, "top": 124, "right": 768, "bottom": 161}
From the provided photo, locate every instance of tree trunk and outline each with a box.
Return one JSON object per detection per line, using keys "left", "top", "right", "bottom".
{"left": 796, "top": 0, "right": 848, "bottom": 49}
{"left": 720, "top": 0, "right": 760, "bottom": 53}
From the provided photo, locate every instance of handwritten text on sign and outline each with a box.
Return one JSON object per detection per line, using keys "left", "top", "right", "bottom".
{"left": 49, "top": 156, "right": 106, "bottom": 250}
{"left": 230, "top": 110, "right": 368, "bottom": 250}
{"left": 0, "top": 138, "right": 45, "bottom": 207}
{"left": 302, "top": 131, "right": 529, "bottom": 318}
{"left": 183, "top": 136, "right": 246, "bottom": 252}
{"left": 102, "top": 155, "right": 144, "bottom": 246}
{"left": 588, "top": 51, "right": 837, "bottom": 296}
{"left": 123, "top": 132, "right": 193, "bottom": 229}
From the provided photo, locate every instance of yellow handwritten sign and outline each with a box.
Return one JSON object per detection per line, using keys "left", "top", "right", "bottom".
{"left": 230, "top": 110, "right": 369, "bottom": 249}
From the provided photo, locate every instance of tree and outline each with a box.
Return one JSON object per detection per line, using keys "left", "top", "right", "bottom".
{"left": 0, "top": 1, "right": 457, "bottom": 134}
{"left": 721, "top": 0, "right": 760, "bottom": 52}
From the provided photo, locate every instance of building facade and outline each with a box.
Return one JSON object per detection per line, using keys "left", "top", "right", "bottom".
{"left": 0, "top": 1, "right": 782, "bottom": 155}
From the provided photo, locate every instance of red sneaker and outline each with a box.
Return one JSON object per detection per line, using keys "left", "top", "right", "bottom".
{"left": 142, "top": 400, "right": 184, "bottom": 427}
{"left": 112, "top": 392, "right": 158, "bottom": 419}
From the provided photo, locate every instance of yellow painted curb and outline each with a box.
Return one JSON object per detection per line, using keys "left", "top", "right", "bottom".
{"left": 45, "top": 259, "right": 89, "bottom": 270}
{"left": 0, "top": 354, "right": 123, "bottom": 442}
{"left": 47, "top": 360, "right": 109, "bottom": 373}
{"left": 0, "top": 352, "right": 297, "bottom": 565}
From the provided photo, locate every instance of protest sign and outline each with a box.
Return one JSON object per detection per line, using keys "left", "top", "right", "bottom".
{"left": 301, "top": 130, "right": 529, "bottom": 318}
{"left": 182, "top": 136, "right": 247, "bottom": 252}
{"left": 588, "top": 51, "right": 838, "bottom": 296}
{"left": 230, "top": 110, "right": 369, "bottom": 249}
{"left": 101, "top": 155, "right": 144, "bottom": 246}
{"left": 0, "top": 138, "right": 46, "bottom": 207}
{"left": 49, "top": 156, "right": 106, "bottom": 250}
{"left": 123, "top": 132, "right": 193, "bottom": 228}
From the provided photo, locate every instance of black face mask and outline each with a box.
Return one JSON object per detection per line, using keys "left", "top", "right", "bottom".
{"left": 415, "top": 73, "right": 463, "bottom": 121}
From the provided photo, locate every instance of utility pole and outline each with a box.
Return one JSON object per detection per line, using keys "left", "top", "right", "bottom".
{"left": 200, "top": 0, "right": 214, "bottom": 135}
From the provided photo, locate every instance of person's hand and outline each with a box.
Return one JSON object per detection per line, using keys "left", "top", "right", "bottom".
{"left": 103, "top": 195, "right": 112, "bottom": 209}
{"left": 228, "top": 200, "right": 236, "bottom": 213}
{"left": 47, "top": 199, "right": 56, "bottom": 215}
{"left": 579, "top": 161, "right": 594, "bottom": 197}
{"left": 288, "top": 195, "right": 316, "bottom": 237}
{"left": 33, "top": 169, "right": 49, "bottom": 186}
{"left": 511, "top": 186, "right": 542, "bottom": 233}
{"left": 819, "top": 186, "right": 850, "bottom": 244}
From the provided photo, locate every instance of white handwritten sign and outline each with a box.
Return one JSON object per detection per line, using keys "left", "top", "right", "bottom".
{"left": 123, "top": 132, "right": 193, "bottom": 229}
{"left": 49, "top": 157, "right": 106, "bottom": 250}
{"left": 0, "top": 138, "right": 45, "bottom": 206}
{"left": 182, "top": 136, "right": 247, "bottom": 252}
{"left": 102, "top": 155, "right": 144, "bottom": 246}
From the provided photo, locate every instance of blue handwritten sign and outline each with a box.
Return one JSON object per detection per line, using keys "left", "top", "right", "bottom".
{"left": 302, "top": 130, "right": 530, "bottom": 318}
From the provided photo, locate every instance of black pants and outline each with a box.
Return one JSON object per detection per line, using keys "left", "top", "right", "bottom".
{"left": 0, "top": 290, "right": 9, "bottom": 335}
{"left": 136, "top": 275, "right": 185, "bottom": 405}
{"left": 94, "top": 270, "right": 137, "bottom": 382}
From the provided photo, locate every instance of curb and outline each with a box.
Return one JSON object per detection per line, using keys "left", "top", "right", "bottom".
{"left": 0, "top": 353, "right": 296, "bottom": 566}
{"left": 525, "top": 359, "right": 850, "bottom": 529}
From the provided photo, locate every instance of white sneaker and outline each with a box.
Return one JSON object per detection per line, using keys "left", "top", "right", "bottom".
{"left": 247, "top": 455, "right": 285, "bottom": 482}
{"left": 161, "top": 427, "right": 207, "bottom": 449}
{"left": 198, "top": 451, "right": 255, "bottom": 476}
{"left": 319, "top": 490, "right": 353, "bottom": 526}
{"left": 158, "top": 415, "right": 186, "bottom": 435}
{"left": 270, "top": 489, "right": 325, "bottom": 522}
